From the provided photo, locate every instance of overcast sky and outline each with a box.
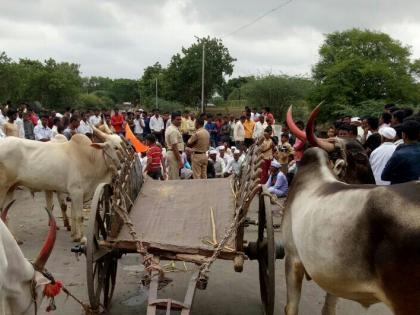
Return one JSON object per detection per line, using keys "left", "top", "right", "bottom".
{"left": 1, "top": 0, "right": 420, "bottom": 79}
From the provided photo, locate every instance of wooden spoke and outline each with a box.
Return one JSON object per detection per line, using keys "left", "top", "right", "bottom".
{"left": 257, "top": 193, "right": 275, "bottom": 315}
{"left": 86, "top": 183, "right": 118, "bottom": 311}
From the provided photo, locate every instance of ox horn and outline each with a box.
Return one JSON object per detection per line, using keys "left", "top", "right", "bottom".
{"left": 1, "top": 200, "right": 16, "bottom": 223}
{"left": 286, "top": 106, "right": 306, "bottom": 142}
{"left": 102, "top": 114, "right": 113, "bottom": 134}
{"left": 33, "top": 208, "right": 57, "bottom": 271}
{"left": 305, "top": 104, "right": 335, "bottom": 152}
{"left": 92, "top": 126, "right": 107, "bottom": 141}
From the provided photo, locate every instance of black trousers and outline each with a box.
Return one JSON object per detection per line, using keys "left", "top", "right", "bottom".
{"left": 244, "top": 138, "right": 254, "bottom": 148}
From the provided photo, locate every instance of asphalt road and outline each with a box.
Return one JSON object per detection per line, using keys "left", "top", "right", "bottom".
{"left": 9, "top": 189, "right": 392, "bottom": 315}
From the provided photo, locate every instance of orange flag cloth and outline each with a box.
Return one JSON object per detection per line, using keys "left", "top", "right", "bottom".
{"left": 125, "top": 124, "right": 149, "bottom": 153}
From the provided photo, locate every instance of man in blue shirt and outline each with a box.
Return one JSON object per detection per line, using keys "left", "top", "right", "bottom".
{"left": 266, "top": 160, "right": 288, "bottom": 197}
{"left": 205, "top": 115, "right": 218, "bottom": 148}
{"left": 382, "top": 120, "right": 420, "bottom": 184}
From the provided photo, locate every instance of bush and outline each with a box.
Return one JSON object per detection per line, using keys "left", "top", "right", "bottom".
{"left": 142, "top": 97, "right": 185, "bottom": 113}
{"left": 77, "top": 93, "right": 115, "bottom": 110}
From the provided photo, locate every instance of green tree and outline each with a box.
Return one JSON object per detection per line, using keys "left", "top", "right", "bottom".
{"left": 240, "top": 75, "right": 314, "bottom": 119}
{"left": 82, "top": 76, "right": 114, "bottom": 94}
{"left": 311, "top": 28, "right": 420, "bottom": 119}
{"left": 110, "top": 78, "right": 140, "bottom": 104}
{"left": 0, "top": 54, "right": 82, "bottom": 110}
{"left": 220, "top": 76, "right": 253, "bottom": 101}
{"left": 164, "top": 37, "right": 236, "bottom": 106}
{"left": 139, "top": 62, "right": 165, "bottom": 106}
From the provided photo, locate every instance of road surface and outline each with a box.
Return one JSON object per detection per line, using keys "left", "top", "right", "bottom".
{"left": 8, "top": 189, "right": 392, "bottom": 315}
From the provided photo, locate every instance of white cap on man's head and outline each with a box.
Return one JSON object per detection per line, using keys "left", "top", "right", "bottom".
{"left": 209, "top": 149, "right": 218, "bottom": 155}
{"left": 233, "top": 149, "right": 241, "bottom": 154}
{"left": 271, "top": 160, "right": 281, "bottom": 168}
{"left": 379, "top": 127, "right": 396, "bottom": 140}
{"left": 217, "top": 145, "right": 225, "bottom": 151}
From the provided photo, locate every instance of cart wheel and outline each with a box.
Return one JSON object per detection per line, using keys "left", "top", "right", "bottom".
{"left": 86, "top": 183, "right": 118, "bottom": 311}
{"left": 257, "top": 193, "right": 275, "bottom": 315}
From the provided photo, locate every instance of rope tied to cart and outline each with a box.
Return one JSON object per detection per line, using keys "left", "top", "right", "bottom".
{"left": 114, "top": 195, "right": 165, "bottom": 284}
{"left": 198, "top": 213, "right": 247, "bottom": 280}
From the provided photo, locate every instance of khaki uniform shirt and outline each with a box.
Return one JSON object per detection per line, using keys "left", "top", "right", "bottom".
{"left": 180, "top": 117, "right": 189, "bottom": 134}
{"left": 165, "top": 125, "right": 184, "bottom": 151}
{"left": 188, "top": 127, "right": 210, "bottom": 153}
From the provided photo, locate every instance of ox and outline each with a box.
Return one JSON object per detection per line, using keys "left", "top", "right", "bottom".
{"left": 0, "top": 134, "right": 121, "bottom": 242}
{"left": 0, "top": 202, "right": 57, "bottom": 315}
{"left": 282, "top": 106, "right": 420, "bottom": 315}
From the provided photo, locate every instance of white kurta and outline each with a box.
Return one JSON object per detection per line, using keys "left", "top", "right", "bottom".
{"left": 369, "top": 142, "right": 396, "bottom": 185}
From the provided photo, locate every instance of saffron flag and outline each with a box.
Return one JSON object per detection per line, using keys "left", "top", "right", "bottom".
{"left": 125, "top": 124, "right": 148, "bottom": 153}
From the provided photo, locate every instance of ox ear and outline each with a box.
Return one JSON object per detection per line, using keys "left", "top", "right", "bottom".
{"left": 91, "top": 143, "right": 106, "bottom": 150}
{"left": 333, "top": 159, "right": 346, "bottom": 177}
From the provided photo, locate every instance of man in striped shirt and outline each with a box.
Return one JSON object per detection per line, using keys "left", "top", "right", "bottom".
{"left": 145, "top": 134, "right": 165, "bottom": 180}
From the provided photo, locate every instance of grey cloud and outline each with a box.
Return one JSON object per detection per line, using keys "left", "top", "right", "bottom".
{"left": 1, "top": 0, "right": 420, "bottom": 79}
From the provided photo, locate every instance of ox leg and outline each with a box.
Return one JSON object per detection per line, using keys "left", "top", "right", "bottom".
{"left": 69, "top": 191, "right": 84, "bottom": 242}
{"left": 45, "top": 191, "right": 61, "bottom": 230}
{"left": 285, "top": 256, "right": 305, "bottom": 315}
{"left": 57, "top": 193, "right": 70, "bottom": 231}
{"left": 321, "top": 293, "right": 338, "bottom": 315}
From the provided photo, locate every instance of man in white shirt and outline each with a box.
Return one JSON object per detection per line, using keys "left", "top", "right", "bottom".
{"left": 369, "top": 127, "right": 396, "bottom": 185}
{"left": 224, "top": 149, "right": 243, "bottom": 176}
{"left": 253, "top": 115, "right": 268, "bottom": 140}
{"left": 149, "top": 109, "right": 165, "bottom": 144}
{"left": 233, "top": 116, "right": 246, "bottom": 148}
{"left": 14, "top": 114, "right": 25, "bottom": 138}
{"left": 217, "top": 146, "right": 231, "bottom": 166}
{"left": 77, "top": 113, "right": 93, "bottom": 137}
{"left": 88, "top": 109, "right": 102, "bottom": 127}
{"left": 134, "top": 112, "right": 145, "bottom": 138}
{"left": 34, "top": 115, "right": 53, "bottom": 142}
{"left": 208, "top": 149, "right": 225, "bottom": 177}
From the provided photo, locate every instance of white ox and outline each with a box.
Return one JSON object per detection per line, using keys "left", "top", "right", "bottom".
{"left": 0, "top": 134, "right": 121, "bottom": 242}
{"left": 0, "top": 202, "right": 57, "bottom": 315}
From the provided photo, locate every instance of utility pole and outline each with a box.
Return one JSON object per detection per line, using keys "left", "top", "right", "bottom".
{"left": 155, "top": 77, "right": 158, "bottom": 109}
{"left": 201, "top": 41, "right": 205, "bottom": 113}
{"left": 195, "top": 35, "right": 206, "bottom": 113}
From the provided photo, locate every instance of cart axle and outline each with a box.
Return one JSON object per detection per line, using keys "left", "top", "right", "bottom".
{"left": 245, "top": 240, "right": 285, "bottom": 260}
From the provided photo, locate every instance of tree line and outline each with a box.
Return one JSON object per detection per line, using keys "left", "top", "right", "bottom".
{"left": 1, "top": 29, "right": 419, "bottom": 120}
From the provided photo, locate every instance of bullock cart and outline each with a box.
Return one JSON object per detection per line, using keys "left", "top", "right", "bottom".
{"left": 77, "top": 140, "right": 281, "bottom": 315}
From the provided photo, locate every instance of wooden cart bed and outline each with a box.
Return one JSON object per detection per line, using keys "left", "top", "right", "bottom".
{"left": 108, "top": 178, "right": 238, "bottom": 259}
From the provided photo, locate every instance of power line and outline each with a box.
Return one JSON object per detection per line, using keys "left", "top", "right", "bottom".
{"left": 223, "top": 0, "right": 294, "bottom": 38}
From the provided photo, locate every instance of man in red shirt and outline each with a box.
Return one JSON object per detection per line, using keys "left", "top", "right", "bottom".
{"left": 111, "top": 108, "right": 125, "bottom": 135}
{"left": 145, "top": 134, "right": 165, "bottom": 180}
{"left": 28, "top": 107, "right": 39, "bottom": 126}
{"left": 264, "top": 107, "right": 275, "bottom": 126}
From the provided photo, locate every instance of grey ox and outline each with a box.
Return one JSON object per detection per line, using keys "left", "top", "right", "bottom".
{"left": 282, "top": 106, "right": 420, "bottom": 315}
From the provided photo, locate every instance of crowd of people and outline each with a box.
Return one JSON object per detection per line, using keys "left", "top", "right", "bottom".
{"left": 1, "top": 102, "right": 419, "bottom": 199}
